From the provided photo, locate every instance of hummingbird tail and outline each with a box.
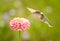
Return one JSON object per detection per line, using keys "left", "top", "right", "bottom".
{"left": 45, "top": 21, "right": 52, "bottom": 27}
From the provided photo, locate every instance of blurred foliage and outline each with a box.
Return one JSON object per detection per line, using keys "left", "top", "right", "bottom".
{"left": 0, "top": 0, "right": 60, "bottom": 41}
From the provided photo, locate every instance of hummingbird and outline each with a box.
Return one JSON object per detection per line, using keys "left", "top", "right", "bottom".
{"left": 27, "top": 7, "right": 52, "bottom": 27}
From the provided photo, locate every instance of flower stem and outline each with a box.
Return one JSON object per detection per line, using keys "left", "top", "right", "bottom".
{"left": 19, "top": 31, "right": 20, "bottom": 41}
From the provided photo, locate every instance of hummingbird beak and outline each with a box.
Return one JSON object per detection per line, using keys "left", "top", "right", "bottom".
{"left": 27, "top": 7, "right": 38, "bottom": 13}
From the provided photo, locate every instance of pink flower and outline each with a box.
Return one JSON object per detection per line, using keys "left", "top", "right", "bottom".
{"left": 10, "top": 17, "right": 30, "bottom": 31}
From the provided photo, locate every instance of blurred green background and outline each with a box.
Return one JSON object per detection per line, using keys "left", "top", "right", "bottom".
{"left": 0, "top": 0, "right": 60, "bottom": 41}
